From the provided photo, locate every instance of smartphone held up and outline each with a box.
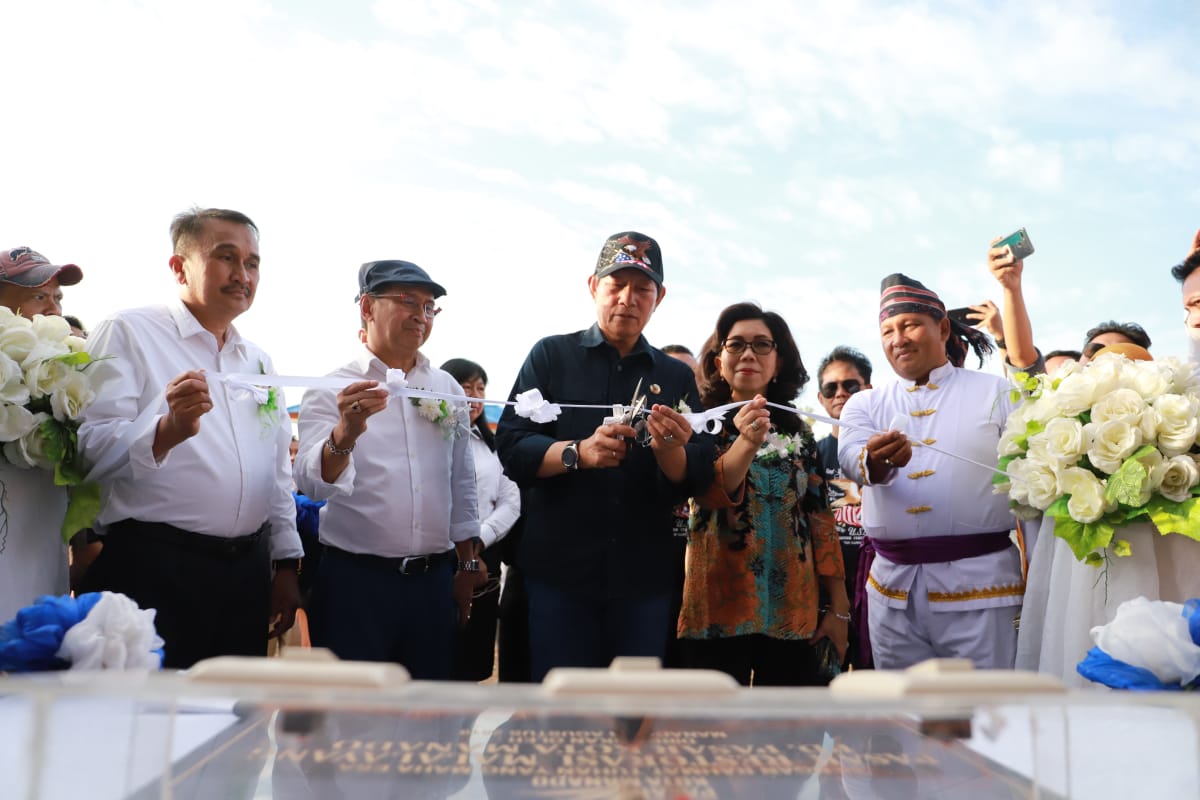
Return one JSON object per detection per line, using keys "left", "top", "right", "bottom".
{"left": 995, "top": 228, "right": 1034, "bottom": 261}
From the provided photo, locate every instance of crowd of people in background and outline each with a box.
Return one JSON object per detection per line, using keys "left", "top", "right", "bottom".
{"left": 2, "top": 209, "right": 1197, "bottom": 688}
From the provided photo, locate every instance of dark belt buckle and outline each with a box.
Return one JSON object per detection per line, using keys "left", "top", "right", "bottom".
{"left": 399, "top": 555, "right": 430, "bottom": 575}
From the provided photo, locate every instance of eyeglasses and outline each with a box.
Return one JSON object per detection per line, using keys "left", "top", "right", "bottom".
{"left": 819, "top": 379, "right": 863, "bottom": 399}
{"left": 371, "top": 292, "right": 441, "bottom": 319}
{"left": 722, "top": 338, "right": 776, "bottom": 356}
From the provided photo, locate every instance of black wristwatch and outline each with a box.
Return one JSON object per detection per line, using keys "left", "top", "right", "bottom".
{"left": 561, "top": 439, "right": 581, "bottom": 472}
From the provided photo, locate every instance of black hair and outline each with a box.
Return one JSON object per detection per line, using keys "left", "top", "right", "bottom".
{"left": 1082, "top": 321, "right": 1151, "bottom": 352}
{"left": 1044, "top": 349, "right": 1082, "bottom": 363}
{"left": 698, "top": 302, "right": 808, "bottom": 436}
{"left": 661, "top": 344, "right": 694, "bottom": 357}
{"left": 1171, "top": 251, "right": 1200, "bottom": 284}
{"left": 816, "top": 345, "right": 872, "bottom": 386}
{"left": 440, "top": 358, "right": 494, "bottom": 450}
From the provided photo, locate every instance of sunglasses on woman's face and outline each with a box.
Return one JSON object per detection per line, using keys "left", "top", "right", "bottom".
{"left": 819, "top": 379, "right": 862, "bottom": 399}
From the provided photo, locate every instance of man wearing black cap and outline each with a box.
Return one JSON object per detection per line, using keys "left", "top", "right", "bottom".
{"left": 496, "top": 232, "right": 716, "bottom": 682}
{"left": 78, "top": 208, "right": 304, "bottom": 668}
{"left": 0, "top": 247, "right": 84, "bottom": 622}
{"left": 293, "top": 260, "right": 481, "bottom": 679}
{"left": 836, "top": 273, "right": 1023, "bottom": 670}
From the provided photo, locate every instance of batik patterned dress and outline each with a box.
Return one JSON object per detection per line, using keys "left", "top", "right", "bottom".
{"left": 678, "top": 421, "right": 844, "bottom": 641}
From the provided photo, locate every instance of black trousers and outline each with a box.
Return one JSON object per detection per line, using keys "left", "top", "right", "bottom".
{"left": 496, "top": 563, "right": 532, "bottom": 682}
{"left": 80, "top": 520, "right": 270, "bottom": 670}
{"left": 680, "top": 633, "right": 824, "bottom": 687}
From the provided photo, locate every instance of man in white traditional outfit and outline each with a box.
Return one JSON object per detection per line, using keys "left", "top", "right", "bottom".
{"left": 78, "top": 208, "right": 303, "bottom": 669}
{"left": 0, "top": 247, "right": 83, "bottom": 622}
{"left": 293, "top": 260, "right": 481, "bottom": 680}
{"left": 838, "top": 273, "right": 1023, "bottom": 670}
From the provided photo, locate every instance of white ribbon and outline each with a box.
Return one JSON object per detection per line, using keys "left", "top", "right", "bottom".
{"left": 680, "top": 399, "right": 1005, "bottom": 477}
{"left": 84, "top": 371, "right": 1006, "bottom": 481}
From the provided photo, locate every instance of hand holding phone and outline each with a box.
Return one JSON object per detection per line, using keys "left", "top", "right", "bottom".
{"left": 993, "top": 228, "right": 1034, "bottom": 261}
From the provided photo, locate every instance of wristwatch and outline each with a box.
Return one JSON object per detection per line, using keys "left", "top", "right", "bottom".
{"left": 457, "top": 559, "right": 481, "bottom": 573}
{"left": 561, "top": 439, "right": 581, "bottom": 472}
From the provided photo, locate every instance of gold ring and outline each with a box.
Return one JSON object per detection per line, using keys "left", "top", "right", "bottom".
{"left": 352, "top": 401, "right": 362, "bottom": 413}
{"left": 751, "top": 420, "right": 761, "bottom": 431}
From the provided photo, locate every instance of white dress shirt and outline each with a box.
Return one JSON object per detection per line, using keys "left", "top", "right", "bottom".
{"left": 469, "top": 429, "right": 520, "bottom": 549}
{"left": 78, "top": 302, "right": 303, "bottom": 560}
{"left": 293, "top": 349, "right": 479, "bottom": 557}
{"left": 838, "top": 361, "right": 1023, "bottom": 611}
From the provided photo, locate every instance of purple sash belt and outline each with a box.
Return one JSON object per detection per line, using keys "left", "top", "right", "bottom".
{"left": 852, "top": 532, "right": 1013, "bottom": 668}
{"left": 870, "top": 532, "right": 1013, "bottom": 565}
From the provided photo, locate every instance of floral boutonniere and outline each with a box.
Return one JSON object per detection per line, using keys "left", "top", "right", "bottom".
{"left": 756, "top": 430, "right": 803, "bottom": 463}
{"left": 674, "top": 398, "right": 692, "bottom": 414}
{"left": 256, "top": 361, "right": 280, "bottom": 428}
{"left": 411, "top": 395, "right": 465, "bottom": 440}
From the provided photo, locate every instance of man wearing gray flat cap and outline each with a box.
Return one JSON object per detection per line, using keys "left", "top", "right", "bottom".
{"left": 294, "top": 259, "right": 482, "bottom": 679}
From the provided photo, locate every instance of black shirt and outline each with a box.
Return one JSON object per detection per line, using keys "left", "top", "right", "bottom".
{"left": 496, "top": 325, "right": 716, "bottom": 599}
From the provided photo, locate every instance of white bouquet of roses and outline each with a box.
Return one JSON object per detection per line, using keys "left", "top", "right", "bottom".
{"left": 995, "top": 351, "right": 1200, "bottom": 565}
{"left": 0, "top": 309, "right": 102, "bottom": 540}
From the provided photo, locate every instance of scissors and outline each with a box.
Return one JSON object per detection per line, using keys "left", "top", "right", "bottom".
{"left": 608, "top": 378, "right": 652, "bottom": 449}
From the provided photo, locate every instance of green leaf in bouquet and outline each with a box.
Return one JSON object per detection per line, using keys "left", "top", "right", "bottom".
{"left": 60, "top": 481, "right": 100, "bottom": 544}
{"left": 1045, "top": 495, "right": 1070, "bottom": 518}
{"left": 1077, "top": 411, "right": 1091, "bottom": 425}
{"left": 52, "top": 351, "right": 92, "bottom": 368}
{"left": 1145, "top": 495, "right": 1200, "bottom": 542}
{"left": 1105, "top": 451, "right": 1155, "bottom": 507}
{"left": 1112, "top": 539, "right": 1133, "bottom": 557}
{"left": 1052, "top": 512, "right": 1115, "bottom": 562}
{"left": 1084, "top": 552, "right": 1105, "bottom": 567}
{"left": 993, "top": 455, "right": 1016, "bottom": 485}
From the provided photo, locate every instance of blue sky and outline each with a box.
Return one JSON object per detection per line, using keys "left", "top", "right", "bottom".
{"left": 3, "top": 0, "right": 1197, "bottom": 415}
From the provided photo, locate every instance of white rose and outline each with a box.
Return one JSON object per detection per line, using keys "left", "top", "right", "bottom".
{"left": 66, "top": 335, "right": 87, "bottom": 354}
{"left": 1004, "top": 457, "right": 1032, "bottom": 506}
{"left": 1027, "top": 417, "right": 1090, "bottom": 468}
{"left": 1092, "top": 597, "right": 1200, "bottom": 685}
{"left": 24, "top": 357, "right": 73, "bottom": 401}
{"left": 1085, "top": 418, "right": 1142, "bottom": 474}
{"left": 1022, "top": 393, "right": 1061, "bottom": 427}
{"left": 1158, "top": 455, "right": 1200, "bottom": 503}
{"left": 0, "top": 350, "right": 30, "bottom": 406}
{"left": 50, "top": 370, "right": 95, "bottom": 422}
{"left": 1160, "top": 356, "right": 1200, "bottom": 396}
{"left": 30, "top": 314, "right": 71, "bottom": 344}
{"left": 1058, "top": 466, "right": 1110, "bottom": 523}
{"left": 20, "top": 335, "right": 70, "bottom": 369}
{"left": 2, "top": 413, "right": 53, "bottom": 469}
{"left": 0, "top": 321, "right": 39, "bottom": 365}
{"left": 1154, "top": 393, "right": 1200, "bottom": 457}
{"left": 1016, "top": 452, "right": 1061, "bottom": 510}
{"left": 1052, "top": 371, "right": 1098, "bottom": 417}
{"left": 998, "top": 426, "right": 1025, "bottom": 457}
{"left": 0, "top": 403, "right": 39, "bottom": 444}
{"left": 1126, "top": 360, "right": 1172, "bottom": 400}
{"left": 1089, "top": 388, "right": 1147, "bottom": 425}
{"left": 1084, "top": 354, "right": 1125, "bottom": 398}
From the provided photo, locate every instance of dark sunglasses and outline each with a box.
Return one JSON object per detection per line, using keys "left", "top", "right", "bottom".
{"left": 819, "top": 379, "right": 862, "bottom": 399}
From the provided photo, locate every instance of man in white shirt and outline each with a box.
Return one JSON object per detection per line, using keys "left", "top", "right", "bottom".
{"left": 0, "top": 247, "right": 83, "bottom": 622}
{"left": 293, "top": 260, "right": 480, "bottom": 679}
{"left": 838, "top": 274, "right": 1022, "bottom": 670}
{"left": 78, "top": 208, "right": 303, "bottom": 669}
